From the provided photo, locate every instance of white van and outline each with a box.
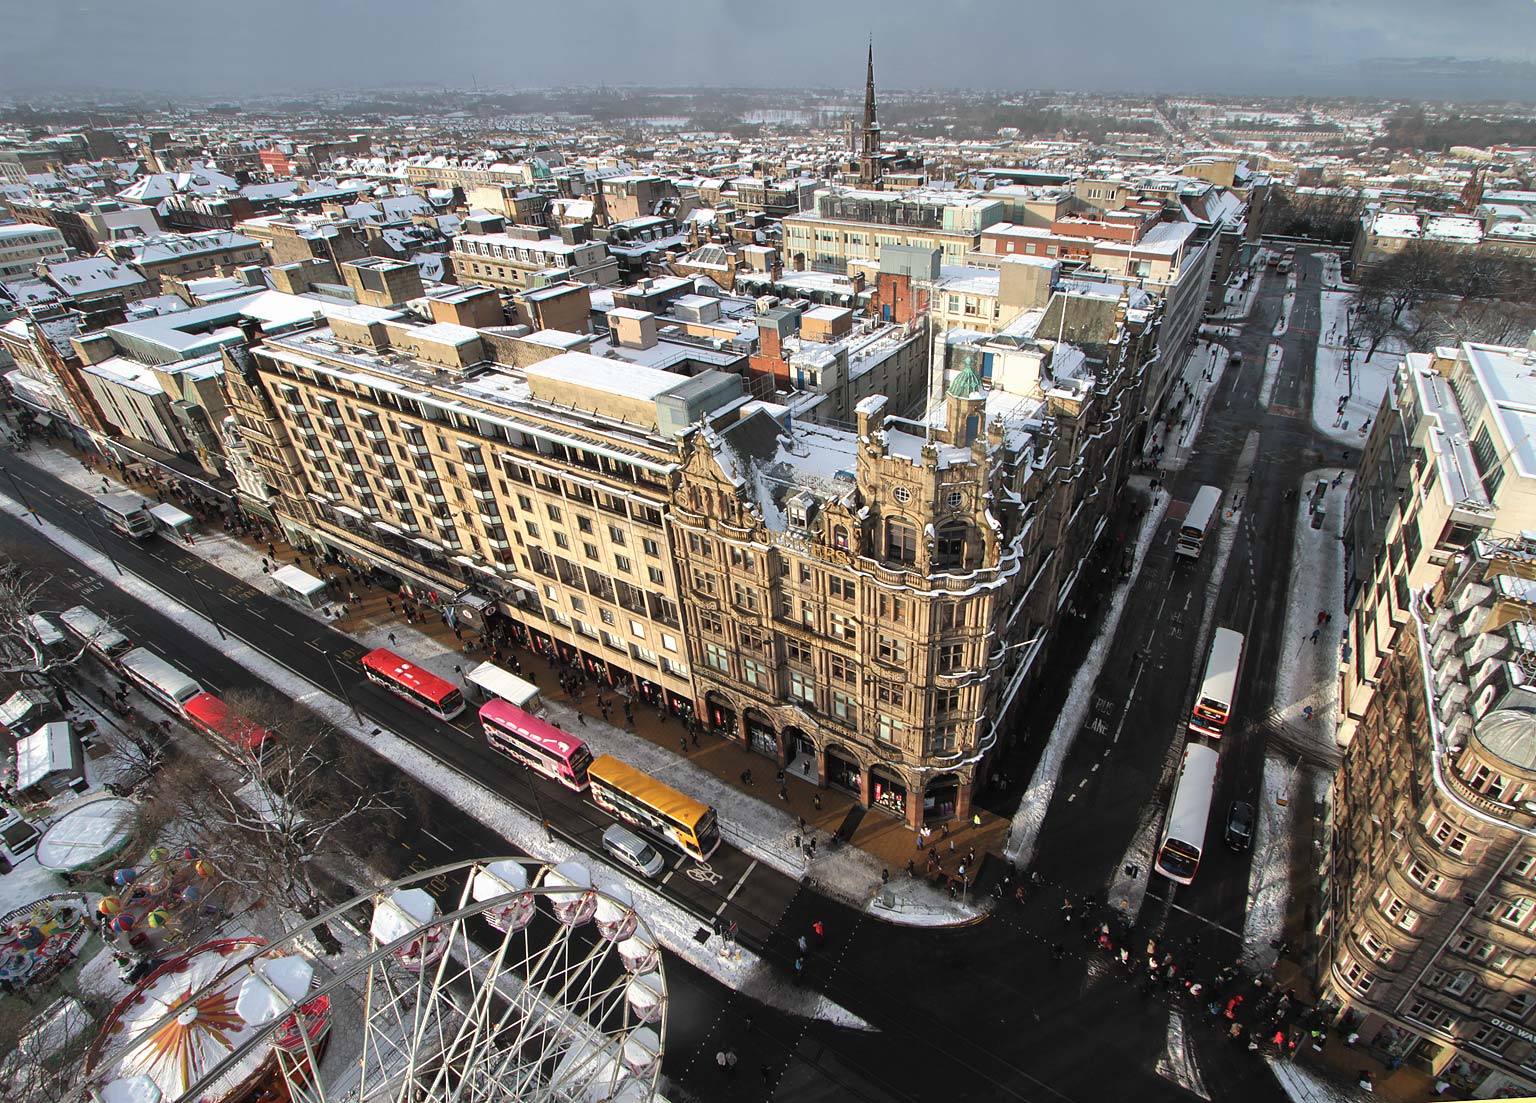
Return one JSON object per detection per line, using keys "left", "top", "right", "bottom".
{"left": 601, "top": 824, "right": 666, "bottom": 879}
{"left": 59, "top": 606, "right": 132, "bottom": 661}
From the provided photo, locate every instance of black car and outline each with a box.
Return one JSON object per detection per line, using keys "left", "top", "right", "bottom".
{"left": 1226, "top": 801, "right": 1255, "bottom": 851}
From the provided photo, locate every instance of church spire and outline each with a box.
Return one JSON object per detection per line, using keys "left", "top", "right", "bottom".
{"left": 858, "top": 38, "right": 883, "bottom": 189}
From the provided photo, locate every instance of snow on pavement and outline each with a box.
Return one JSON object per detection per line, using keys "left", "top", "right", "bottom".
{"left": 1311, "top": 290, "right": 1405, "bottom": 448}
{"left": 1144, "top": 340, "right": 1230, "bottom": 473}
{"left": 1267, "top": 1055, "right": 1369, "bottom": 1103}
{"left": 1270, "top": 470, "right": 1350, "bottom": 750}
{"left": 0, "top": 492, "right": 875, "bottom": 1029}
{"left": 1241, "top": 470, "right": 1348, "bottom": 969}
{"left": 1260, "top": 344, "right": 1283, "bottom": 409}
{"left": 1004, "top": 484, "right": 1170, "bottom": 869}
{"left": 1155, "top": 1010, "right": 1210, "bottom": 1100}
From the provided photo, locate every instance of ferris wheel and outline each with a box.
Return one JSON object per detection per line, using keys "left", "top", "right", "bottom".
{"left": 81, "top": 856, "right": 668, "bottom": 1103}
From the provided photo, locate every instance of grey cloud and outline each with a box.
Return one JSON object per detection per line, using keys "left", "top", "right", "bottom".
{"left": 0, "top": 0, "right": 1533, "bottom": 99}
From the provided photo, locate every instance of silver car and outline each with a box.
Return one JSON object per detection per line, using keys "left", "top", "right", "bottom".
{"left": 601, "top": 824, "right": 666, "bottom": 878}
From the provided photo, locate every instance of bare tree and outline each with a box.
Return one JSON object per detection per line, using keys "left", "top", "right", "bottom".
{"left": 151, "top": 690, "right": 395, "bottom": 954}
{"left": 0, "top": 564, "right": 95, "bottom": 687}
{"left": 1410, "top": 297, "right": 1536, "bottom": 351}
{"left": 99, "top": 711, "right": 174, "bottom": 797}
{"left": 0, "top": 994, "right": 105, "bottom": 1103}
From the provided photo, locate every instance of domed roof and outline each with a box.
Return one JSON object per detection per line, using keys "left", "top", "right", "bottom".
{"left": 947, "top": 366, "right": 983, "bottom": 399}
{"left": 1472, "top": 707, "right": 1536, "bottom": 772}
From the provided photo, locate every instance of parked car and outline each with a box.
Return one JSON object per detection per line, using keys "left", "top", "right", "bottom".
{"left": 1226, "top": 801, "right": 1255, "bottom": 851}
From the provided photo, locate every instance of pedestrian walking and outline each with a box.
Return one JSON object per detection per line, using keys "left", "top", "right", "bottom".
{"left": 793, "top": 957, "right": 804, "bottom": 984}
{"left": 740, "top": 769, "right": 754, "bottom": 786}
{"left": 680, "top": 736, "right": 688, "bottom": 755}
{"left": 1310, "top": 629, "right": 1320, "bottom": 644}
{"left": 812, "top": 920, "right": 825, "bottom": 944}
{"left": 761, "top": 1065, "right": 773, "bottom": 1087}
{"left": 388, "top": 632, "right": 397, "bottom": 646}
{"left": 971, "top": 811, "right": 982, "bottom": 827}
{"left": 797, "top": 934, "right": 808, "bottom": 955}
{"left": 881, "top": 867, "right": 890, "bottom": 884}
{"left": 813, "top": 793, "right": 821, "bottom": 810}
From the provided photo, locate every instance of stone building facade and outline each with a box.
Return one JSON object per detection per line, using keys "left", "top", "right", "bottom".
{"left": 668, "top": 313, "right": 1147, "bottom": 825}
{"left": 232, "top": 321, "right": 721, "bottom": 717}
{"left": 1341, "top": 342, "right": 1536, "bottom": 747}
{"left": 1323, "top": 536, "right": 1536, "bottom": 1097}
{"left": 220, "top": 292, "right": 1146, "bottom": 828}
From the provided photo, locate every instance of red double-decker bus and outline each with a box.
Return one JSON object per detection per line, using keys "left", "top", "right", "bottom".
{"left": 183, "top": 692, "right": 274, "bottom": 753}
{"left": 360, "top": 648, "right": 466, "bottom": 721}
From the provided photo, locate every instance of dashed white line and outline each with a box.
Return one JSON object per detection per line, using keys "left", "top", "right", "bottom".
{"left": 713, "top": 859, "right": 758, "bottom": 916}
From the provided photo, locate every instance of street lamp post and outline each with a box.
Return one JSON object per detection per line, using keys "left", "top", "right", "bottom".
{"left": 326, "top": 654, "right": 363, "bottom": 725}
{"left": 4, "top": 467, "right": 40, "bottom": 524}
{"left": 83, "top": 517, "right": 123, "bottom": 577}
{"left": 522, "top": 764, "right": 548, "bottom": 831}
{"left": 192, "top": 588, "right": 227, "bottom": 640}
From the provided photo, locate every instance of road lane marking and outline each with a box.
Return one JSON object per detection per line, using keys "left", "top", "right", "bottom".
{"left": 714, "top": 859, "right": 758, "bottom": 915}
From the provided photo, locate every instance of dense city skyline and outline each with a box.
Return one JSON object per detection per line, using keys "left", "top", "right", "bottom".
{"left": 4, "top": 0, "right": 1536, "bottom": 101}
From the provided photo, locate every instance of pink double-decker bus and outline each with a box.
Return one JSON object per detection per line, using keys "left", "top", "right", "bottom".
{"left": 478, "top": 698, "right": 593, "bottom": 791}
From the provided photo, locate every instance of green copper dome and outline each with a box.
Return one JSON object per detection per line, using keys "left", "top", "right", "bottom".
{"left": 947, "top": 366, "right": 983, "bottom": 399}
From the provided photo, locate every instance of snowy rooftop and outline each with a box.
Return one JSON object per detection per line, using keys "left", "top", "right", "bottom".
{"left": 1490, "top": 220, "right": 1536, "bottom": 240}
{"left": 81, "top": 356, "right": 166, "bottom": 395}
{"left": 120, "top": 231, "right": 260, "bottom": 265}
{"left": 1368, "top": 212, "right": 1422, "bottom": 239}
{"left": 1463, "top": 342, "right": 1536, "bottom": 480}
{"left": 16, "top": 721, "right": 73, "bottom": 790}
{"left": 935, "top": 265, "right": 1000, "bottom": 297}
{"left": 1096, "top": 220, "right": 1197, "bottom": 256}
{"left": 522, "top": 350, "right": 688, "bottom": 402}
{"left": 106, "top": 291, "right": 324, "bottom": 357}
{"left": 1409, "top": 354, "right": 1493, "bottom": 513}
{"left": 1423, "top": 216, "right": 1483, "bottom": 244}
{"left": 43, "top": 257, "right": 145, "bottom": 295}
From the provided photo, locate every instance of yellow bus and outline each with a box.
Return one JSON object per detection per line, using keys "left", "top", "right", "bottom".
{"left": 586, "top": 755, "right": 720, "bottom": 861}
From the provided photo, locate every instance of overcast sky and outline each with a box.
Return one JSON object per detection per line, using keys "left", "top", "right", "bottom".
{"left": 5, "top": 0, "right": 1536, "bottom": 101}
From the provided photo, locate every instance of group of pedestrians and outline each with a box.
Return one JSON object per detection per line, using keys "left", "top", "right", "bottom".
{"left": 790, "top": 919, "right": 827, "bottom": 985}
{"left": 1026, "top": 878, "right": 1339, "bottom": 1066}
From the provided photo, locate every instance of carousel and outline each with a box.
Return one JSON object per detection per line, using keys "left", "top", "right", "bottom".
{"left": 85, "top": 936, "right": 331, "bottom": 1103}
{"left": 0, "top": 891, "right": 90, "bottom": 990}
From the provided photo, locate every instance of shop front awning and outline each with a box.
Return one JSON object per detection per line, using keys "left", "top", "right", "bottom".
{"left": 104, "top": 437, "right": 235, "bottom": 502}
{"left": 272, "top": 564, "right": 326, "bottom": 598}
{"left": 148, "top": 502, "right": 195, "bottom": 531}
